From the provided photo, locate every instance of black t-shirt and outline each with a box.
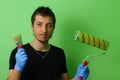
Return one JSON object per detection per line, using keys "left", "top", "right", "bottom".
{"left": 9, "top": 43, "right": 68, "bottom": 80}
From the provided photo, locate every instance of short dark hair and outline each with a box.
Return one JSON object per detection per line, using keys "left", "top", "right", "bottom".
{"left": 31, "top": 6, "right": 56, "bottom": 26}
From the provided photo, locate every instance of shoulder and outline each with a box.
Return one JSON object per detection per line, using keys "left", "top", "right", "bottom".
{"left": 23, "top": 43, "right": 31, "bottom": 49}
{"left": 50, "top": 44, "right": 64, "bottom": 52}
{"left": 50, "top": 44, "right": 65, "bottom": 56}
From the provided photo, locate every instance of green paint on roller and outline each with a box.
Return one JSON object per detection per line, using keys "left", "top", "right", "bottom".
{"left": 75, "top": 31, "right": 109, "bottom": 51}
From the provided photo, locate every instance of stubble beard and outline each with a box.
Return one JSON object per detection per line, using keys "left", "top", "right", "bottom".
{"left": 33, "top": 33, "right": 53, "bottom": 44}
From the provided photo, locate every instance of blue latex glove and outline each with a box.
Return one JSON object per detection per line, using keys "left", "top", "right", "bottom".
{"left": 15, "top": 48, "right": 28, "bottom": 71}
{"left": 75, "top": 64, "right": 89, "bottom": 80}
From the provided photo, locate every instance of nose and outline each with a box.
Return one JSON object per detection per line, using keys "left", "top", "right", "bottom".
{"left": 42, "top": 25, "right": 47, "bottom": 33}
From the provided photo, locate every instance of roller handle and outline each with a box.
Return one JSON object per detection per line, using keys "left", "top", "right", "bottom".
{"left": 83, "top": 60, "right": 88, "bottom": 66}
{"left": 78, "top": 60, "right": 88, "bottom": 80}
{"left": 78, "top": 77, "right": 82, "bottom": 80}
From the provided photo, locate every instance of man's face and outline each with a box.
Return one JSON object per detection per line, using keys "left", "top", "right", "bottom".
{"left": 31, "top": 14, "right": 54, "bottom": 43}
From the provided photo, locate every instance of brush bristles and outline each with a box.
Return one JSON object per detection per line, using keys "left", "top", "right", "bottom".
{"left": 13, "top": 34, "right": 21, "bottom": 42}
{"left": 13, "top": 34, "right": 23, "bottom": 46}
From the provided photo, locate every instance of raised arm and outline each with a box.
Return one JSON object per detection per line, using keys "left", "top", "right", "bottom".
{"left": 7, "top": 48, "right": 28, "bottom": 80}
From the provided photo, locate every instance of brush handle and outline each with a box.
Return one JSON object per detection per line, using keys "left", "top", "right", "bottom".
{"left": 17, "top": 45, "right": 22, "bottom": 48}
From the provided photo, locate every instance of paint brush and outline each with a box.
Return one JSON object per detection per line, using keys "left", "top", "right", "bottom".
{"left": 13, "top": 34, "right": 23, "bottom": 48}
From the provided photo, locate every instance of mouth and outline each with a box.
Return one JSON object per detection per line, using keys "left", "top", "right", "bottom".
{"left": 39, "top": 34, "right": 48, "bottom": 37}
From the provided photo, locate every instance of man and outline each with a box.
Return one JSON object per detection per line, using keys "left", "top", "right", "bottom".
{"left": 7, "top": 6, "right": 89, "bottom": 80}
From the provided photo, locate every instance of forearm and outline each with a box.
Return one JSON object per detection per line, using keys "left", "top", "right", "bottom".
{"left": 7, "top": 69, "right": 21, "bottom": 80}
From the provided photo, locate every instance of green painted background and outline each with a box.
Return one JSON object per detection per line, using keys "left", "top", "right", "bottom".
{"left": 0, "top": 0, "right": 120, "bottom": 80}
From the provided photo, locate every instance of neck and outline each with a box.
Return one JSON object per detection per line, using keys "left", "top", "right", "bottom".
{"left": 30, "top": 39, "right": 50, "bottom": 52}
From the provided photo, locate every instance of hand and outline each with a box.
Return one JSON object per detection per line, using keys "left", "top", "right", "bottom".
{"left": 15, "top": 48, "right": 28, "bottom": 71}
{"left": 75, "top": 64, "right": 89, "bottom": 80}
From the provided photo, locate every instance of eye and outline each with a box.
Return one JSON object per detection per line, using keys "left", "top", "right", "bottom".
{"left": 37, "top": 23, "right": 42, "bottom": 26}
{"left": 47, "top": 23, "right": 53, "bottom": 28}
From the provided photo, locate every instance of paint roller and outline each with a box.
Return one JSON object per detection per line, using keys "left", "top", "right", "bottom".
{"left": 75, "top": 31, "right": 109, "bottom": 51}
{"left": 75, "top": 31, "right": 109, "bottom": 62}
{"left": 75, "top": 31, "right": 109, "bottom": 80}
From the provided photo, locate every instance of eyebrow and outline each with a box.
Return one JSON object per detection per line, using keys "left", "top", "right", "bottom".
{"left": 36, "top": 21, "right": 53, "bottom": 24}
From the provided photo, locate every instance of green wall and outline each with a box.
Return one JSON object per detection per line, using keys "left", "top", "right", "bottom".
{"left": 0, "top": 0, "right": 120, "bottom": 80}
